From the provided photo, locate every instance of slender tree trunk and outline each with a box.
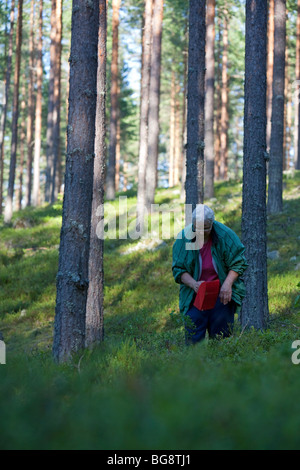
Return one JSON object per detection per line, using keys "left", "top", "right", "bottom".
{"left": 241, "top": 0, "right": 269, "bottom": 330}
{"left": 180, "top": 18, "right": 188, "bottom": 201}
{"left": 45, "top": 0, "right": 62, "bottom": 204}
{"left": 294, "top": 0, "right": 300, "bottom": 169}
{"left": 4, "top": 0, "right": 23, "bottom": 224}
{"left": 219, "top": 5, "right": 229, "bottom": 181}
{"left": 86, "top": 0, "right": 107, "bottom": 347}
{"left": 283, "top": 43, "right": 289, "bottom": 171}
{"left": 25, "top": 0, "right": 35, "bottom": 207}
{"left": 18, "top": 78, "right": 26, "bottom": 211}
{"left": 137, "top": 0, "right": 153, "bottom": 230}
{"left": 185, "top": 0, "right": 206, "bottom": 213}
{"left": 145, "top": 0, "right": 164, "bottom": 208}
{"left": 204, "top": 0, "right": 215, "bottom": 199}
{"left": 214, "top": 14, "right": 222, "bottom": 181}
{"left": 32, "top": 0, "right": 43, "bottom": 208}
{"left": 266, "top": 0, "right": 274, "bottom": 153}
{"left": 51, "top": 0, "right": 62, "bottom": 203}
{"left": 169, "top": 69, "right": 176, "bottom": 188}
{"left": 286, "top": 81, "right": 292, "bottom": 169}
{"left": 267, "top": 0, "right": 286, "bottom": 214}
{"left": 106, "top": 0, "right": 121, "bottom": 201}
{"left": 45, "top": 0, "right": 57, "bottom": 203}
{"left": 115, "top": 112, "right": 120, "bottom": 192}
{"left": 53, "top": 0, "right": 100, "bottom": 363}
{"left": 174, "top": 81, "right": 180, "bottom": 186}
{"left": 0, "top": 0, "right": 15, "bottom": 216}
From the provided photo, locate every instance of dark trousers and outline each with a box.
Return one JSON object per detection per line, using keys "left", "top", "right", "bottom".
{"left": 185, "top": 296, "right": 236, "bottom": 344}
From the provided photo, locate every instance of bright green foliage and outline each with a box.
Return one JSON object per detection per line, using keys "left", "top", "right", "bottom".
{"left": 0, "top": 174, "right": 300, "bottom": 449}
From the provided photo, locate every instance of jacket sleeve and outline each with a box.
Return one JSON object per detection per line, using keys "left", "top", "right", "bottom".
{"left": 172, "top": 237, "right": 188, "bottom": 284}
{"left": 224, "top": 231, "right": 249, "bottom": 276}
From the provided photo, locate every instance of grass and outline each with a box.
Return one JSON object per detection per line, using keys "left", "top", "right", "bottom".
{"left": 0, "top": 173, "right": 300, "bottom": 450}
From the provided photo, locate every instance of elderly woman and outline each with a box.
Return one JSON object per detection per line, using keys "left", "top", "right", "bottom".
{"left": 172, "top": 204, "right": 248, "bottom": 344}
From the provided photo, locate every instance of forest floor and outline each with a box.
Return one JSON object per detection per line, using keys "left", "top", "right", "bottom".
{"left": 0, "top": 171, "right": 300, "bottom": 450}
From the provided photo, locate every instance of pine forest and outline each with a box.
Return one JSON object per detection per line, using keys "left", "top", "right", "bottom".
{"left": 1, "top": 0, "right": 300, "bottom": 452}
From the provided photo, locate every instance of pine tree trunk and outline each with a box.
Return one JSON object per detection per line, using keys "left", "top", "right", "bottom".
{"left": 4, "top": 0, "right": 23, "bottom": 224}
{"left": 18, "top": 78, "right": 26, "bottom": 210}
{"left": 214, "top": 15, "right": 222, "bottom": 181}
{"left": 32, "top": 0, "right": 43, "bottom": 208}
{"left": 51, "top": 0, "right": 62, "bottom": 203}
{"left": 115, "top": 113, "right": 120, "bottom": 192}
{"left": 174, "top": 81, "right": 180, "bottom": 186}
{"left": 204, "top": 0, "right": 215, "bottom": 200}
{"left": 283, "top": 43, "right": 289, "bottom": 171}
{"left": 219, "top": 6, "right": 229, "bottom": 181}
{"left": 86, "top": 0, "right": 107, "bottom": 347}
{"left": 185, "top": 0, "right": 206, "bottom": 213}
{"left": 169, "top": 69, "right": 176, "bottom": 188}
{"left": 266, "top": 0, "right": 274, "bottom": 153}
{"left": 25, "top": 0, "right": 35, "bottom": 207}
{"left": 0, "top": 0, "right": 15, "bottom": 216}
{"left": 145, "top": 0, "right": 164, "bottom": 208}
{"left": 106, "top": 0, "right": 121, "bottom": 201}
{"left": 267, "top": 0, "right": 286, "bottom": 214}
{"left": 294, "top": 0, "right": 300, "bottom": 169}
{"left": 241, "top": 0, "right": 269, "bottom": 330}
{"left": 180, "top": 19, "right": 188, "bottom": 201}
{"left": 137, "top": 0, "right": 153, "bottom": 229}
{"left": 45, "top": 0, "right": 62, "bottom": 204}
{"left": 53, "top": 0, "right": 100, "bottom": 363}
{"left": 286, "top": 82, "right": 292, "bottom": 169}
{"left": 45, "top": 0, "right": 57, "bottom": 203}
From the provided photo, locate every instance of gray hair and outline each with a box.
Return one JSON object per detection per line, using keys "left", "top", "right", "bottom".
{"left": 192, "top": 204, "right": 215, "bottom": 226}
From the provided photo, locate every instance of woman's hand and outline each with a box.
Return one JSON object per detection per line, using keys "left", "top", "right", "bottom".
{"left": 220, "top": 270, "right": 239, "bottom": 304}
{"left": 193, "top": 280, "right": 205, "bottom": 294}
{"left": 219, "top": 281, "right": 232, "bottom": 305}
{"left": 181, "top": 273, "right": 204, "bottom": 294}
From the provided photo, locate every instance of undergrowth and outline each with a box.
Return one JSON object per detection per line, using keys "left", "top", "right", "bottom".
{"left": 0, "top": 173, "right": 300, "bottom": 450}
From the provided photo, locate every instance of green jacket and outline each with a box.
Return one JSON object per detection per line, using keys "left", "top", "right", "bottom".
{"left": 172, "top": 221, "right": 249, "bottom": 315}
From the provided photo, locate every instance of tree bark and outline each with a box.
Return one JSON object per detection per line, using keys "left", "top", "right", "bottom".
{"left": 32, "top": 0, "right": 43, "bottom": 208}
{"left": 267, "top": 0, "right": 286, "bottom": 214}
{"left": 294, "top": 0, "right": 300, "bottom": 170}
{"left": 51, "top": 0, "right": 62, "bottom": 203}
{"left": 106, "top": 0, "right": 121, "bottom": 201}
{"left": 45, "top": 0, "right": 57, "bottom": 203}
{"left": 204, "top": 0, "right": 215, "bottom": 199}
{"left": 174, "top": 81, "right": 180, "bottom": 186}
{"left": 137, "top": 0, "right": 153, "bottom": 230}
{"left": 18, "top": 78, "right": 26, "bottom": 210}
{"left": 0, "top": 0, "right": 15, "bottom": 216}
{"left": 185, "top": 0, "right": 206, "bottom": 213}
{"left": 266, "top": 0, "right": 274, "bottom": 153}
{"left": 169, "top": 69, "right": 176, "bottom": 188}
{"left": 145, "top": 0, "right": 164, "bottom": 209}
{"left": 4, "top": 0, "right": 23, "bottom": 224}
{"left": 214, "top": 14, "right": 222, "bottom": 181}
{"left": 86, "top": 0, "right": 107, "bottom": 347}
{"left": 219, "top": 5, "right": 229, "bottom": 181}
{"left": 53, "top": 0, "right": 100, "bottom": 363}
{"left": 45, "top": 0, "right": 62, "bottom": 204}
{"left": 180, "top": 18, "right": 188, "bottom": 201}
{"left": 25, "top": 0, "right": 35, "bottom": 207}
{"left": 241, "top": 0, "right": 269, "bottom": 330}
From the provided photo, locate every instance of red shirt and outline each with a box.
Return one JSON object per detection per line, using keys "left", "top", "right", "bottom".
{"left": 199, "top": 238, "right": 219, "bottom": 282}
